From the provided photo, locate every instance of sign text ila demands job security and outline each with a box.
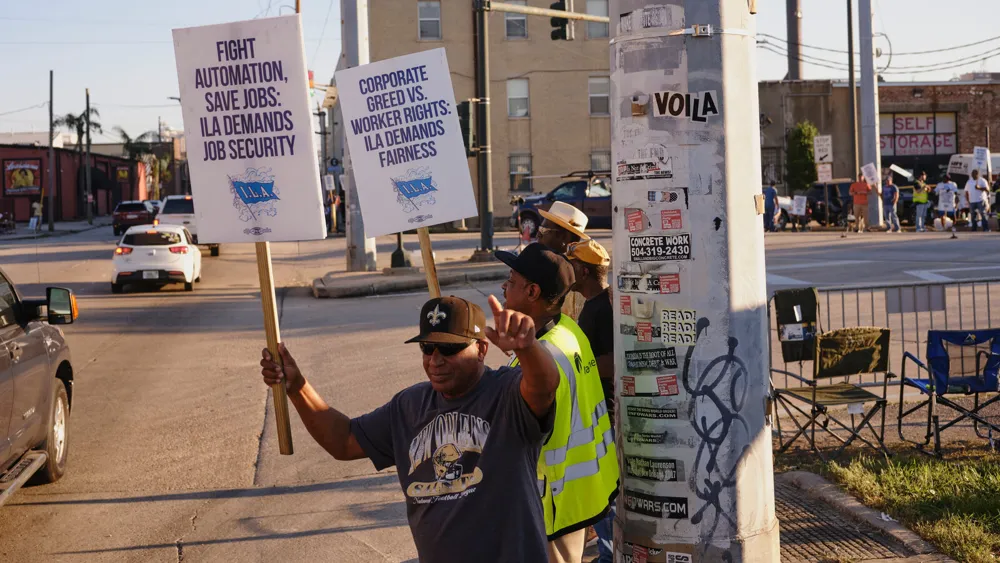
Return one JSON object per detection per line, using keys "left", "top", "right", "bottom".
{"left": 335, "top": 48, "right": 477, "bottom": 238}
{"left": 172, "top": 15, "right": 326, "bottom": 243}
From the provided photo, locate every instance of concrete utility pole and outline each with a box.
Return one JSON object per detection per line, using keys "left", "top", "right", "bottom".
{"left": 858, "top": 0, "right": 883, "bottom": 226}
{"left": 785, "top": 0, "right": 803, "bottom": 80}
{"left": 847, "top": 0, "right": 860, "bottom": 177}
{"left": 610, "top": 1, "right": 779, "bottom": 561}
{"left": 47, "top": 70, "right": 55, "bottom": 231}
{"left": 85, "top": 88, "right": 93, "bottom": 225}
{"left": 340, "top": 0, "right": 377, "bottom": 270}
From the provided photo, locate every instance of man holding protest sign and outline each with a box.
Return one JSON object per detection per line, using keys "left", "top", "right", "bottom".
{"left": 260, "top": 295, "right": 558, "bottom": 562}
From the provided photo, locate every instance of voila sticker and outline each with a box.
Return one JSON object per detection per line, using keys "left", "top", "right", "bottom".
{"left": 652, "top": 90, "right": 720, "bottom": 122}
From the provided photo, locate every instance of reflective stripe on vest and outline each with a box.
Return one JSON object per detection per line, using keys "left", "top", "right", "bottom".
{"left": 550, "top": 426, "right": 614, "bottom": 496}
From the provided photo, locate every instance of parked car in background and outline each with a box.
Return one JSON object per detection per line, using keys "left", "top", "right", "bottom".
{"left": 0, "top": 270, "right": 78, "bottom": 507}
{"left": 510, "top": 171, "right": 611, "bottom": 237}
{"left": 804, "top": 180, "right": 853, "bottom": 226}
{"left": 111, "top": 224, "right": 202, "bottom": 294}
{"left": 112, "top": 201, "right": 155, "bottom": 236}
{"left": 156, "top": 195, "right": 219, "bottom": 257}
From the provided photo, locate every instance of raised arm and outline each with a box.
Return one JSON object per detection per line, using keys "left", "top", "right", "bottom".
{"left": 260, "top": 344, "right": 366, "bottom": 460}
{"left": 484, "top": 295, "right": 559, "bottom": 418}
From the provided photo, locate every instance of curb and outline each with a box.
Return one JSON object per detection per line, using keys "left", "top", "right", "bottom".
{"left": 777, "top": 471, "right": 945, "bottom": 558}
{"left": 312, "top": 265, "right": 509, "bottom": 299}
{"left": 0, "top": 221, "right": 112, "bottom": 242}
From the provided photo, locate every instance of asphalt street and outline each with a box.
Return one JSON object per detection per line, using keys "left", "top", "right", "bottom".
{"left": 0, "top": 225, "right": 995, "bottom": 562}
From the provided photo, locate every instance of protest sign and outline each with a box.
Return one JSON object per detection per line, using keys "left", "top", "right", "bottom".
{"left": 171, "top": 14, "right": 326, "bottom": 455}
{"left": 973, "top": 146, "right": 990, "bottom": 176}
{"left": 172, "top": 15, "right": 325, "bottom": 244}
{"left": 334, "top": 48, "right": 477, "bottom": 238}
{"left": 791, "top": 195, "right": 808, "bottom": 217}
{"left": 861, "top": 162, "right": 878, "bottom": 186}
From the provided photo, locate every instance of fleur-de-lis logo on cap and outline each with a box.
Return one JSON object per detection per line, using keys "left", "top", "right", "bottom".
{"left": 427, "top": 304, "right": 447, "bottom": 326}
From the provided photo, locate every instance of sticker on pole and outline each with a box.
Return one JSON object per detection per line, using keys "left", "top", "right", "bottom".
{"left": 625, "top": 456, "right": 685, "bottom": 482}
{"left": 335, "top": 48, "right": 477, "bottom": 237}
{"left": 172, "top": 15, "right": 326, "bottom": 243}
{"left": 623, "top": 489, "right": 689, "bottom": 519}
{"left": 629, "top": 234, "right": 691, "bottom": 262}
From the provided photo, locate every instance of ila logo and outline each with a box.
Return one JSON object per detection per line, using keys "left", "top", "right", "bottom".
{"left": 652, "top": 90, "right": 720, "bottom": 122}
{"left": 228, "top": 167, "right": 280, "bottom": 224}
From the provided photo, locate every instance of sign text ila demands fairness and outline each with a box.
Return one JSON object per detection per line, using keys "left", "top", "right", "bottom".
{"left": 335, "top": 49, "right": 476, "bottom": 238}
{"left": 172, "top": 16, "right": 326, "bottom": 243}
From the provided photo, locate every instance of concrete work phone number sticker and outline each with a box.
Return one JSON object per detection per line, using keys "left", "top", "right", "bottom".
{"left": 629, "top": 234, "right": 691, "bottom": 262}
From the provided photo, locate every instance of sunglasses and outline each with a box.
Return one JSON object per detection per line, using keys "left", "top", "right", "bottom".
{"left": 536, "top": 226, "right": 556, "bottom": 236}
{"left": 419, "top": 341, "right": 473, "bottom": 357}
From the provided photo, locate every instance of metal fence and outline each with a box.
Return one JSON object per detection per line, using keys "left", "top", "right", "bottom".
{"left": 769, "top": 278, "right": 1000, "bottom": 389}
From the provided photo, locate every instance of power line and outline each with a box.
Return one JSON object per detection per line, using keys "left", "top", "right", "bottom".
{"left": 0, "top": 102, "right": 48, "bottom": 117}
{"left": 758, "top": 45, "right": 850, "bottom": 73}
{"left": 759, "top": 31, "right": 1000, "bottom": 58}
{"left": 311, "top": 0, "right": 336, "bottom": 62}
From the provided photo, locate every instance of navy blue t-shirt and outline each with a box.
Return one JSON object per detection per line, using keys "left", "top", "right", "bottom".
{"left": 351, "top": 366, "right": 552, "bottom": 563}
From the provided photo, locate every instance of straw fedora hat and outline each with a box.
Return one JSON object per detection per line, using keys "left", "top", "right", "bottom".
{"left": 539, "top": 201, "right": 590, "bottom": 239}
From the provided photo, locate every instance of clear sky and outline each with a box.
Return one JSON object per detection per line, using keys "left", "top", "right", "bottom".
{"left": 1, "top": 0, "right": 997, "bottom": 140}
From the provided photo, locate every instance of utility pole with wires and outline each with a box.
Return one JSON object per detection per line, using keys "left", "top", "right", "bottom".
{"left": 847, "top": 0, "right": 860, "bottom": 177}
{"left": 85, "top": 88, "right": 93, "bottom": 225}
{"left": 47, "top": 70, "right": 55, "bottom": 231}
{"left": 859, "top": 0, "right": 883, "bottom": 227}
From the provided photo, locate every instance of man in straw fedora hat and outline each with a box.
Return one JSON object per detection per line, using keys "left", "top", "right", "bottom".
{"left": 537, "top": 201, "right": 591, "bottom": 321}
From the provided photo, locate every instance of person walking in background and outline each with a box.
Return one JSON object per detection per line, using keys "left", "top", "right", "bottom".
{"left": 849, "top": 173, "right": 872, "bottom": 233}
{"left": 913, "top": 172, "right": 931, "bottom": 232}
{"left": 29, "top": 198, "right": 42, "bottom": 232}
{"left": 762, "top": 181, "right": 779, "bottom": 232}
{"left": 935, "top": 175, "right": 958, "bottom": 233}
{"left": 965, "top": 169, "right": 990, "bottom": 232}
{"left": 883, "top": 175, "right": 901, "bottom": 233}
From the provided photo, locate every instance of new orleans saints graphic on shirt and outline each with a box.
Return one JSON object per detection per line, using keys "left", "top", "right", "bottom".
{"left": 406, "top": 412, "right": 490, "bottom": 501}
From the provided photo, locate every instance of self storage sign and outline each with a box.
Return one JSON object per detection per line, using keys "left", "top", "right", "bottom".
{"left": 629, "top": 234, "right": 691, "bottom": 262}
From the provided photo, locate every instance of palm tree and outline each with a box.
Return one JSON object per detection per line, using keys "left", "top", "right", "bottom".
{"left": 53, "top": 108, "right": 102, "bottom": 156}
{"left": 113, "top": 127, "right": 157, "bottom": 160}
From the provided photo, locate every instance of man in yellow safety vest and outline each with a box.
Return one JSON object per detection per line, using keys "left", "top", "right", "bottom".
{"left": 495, "top": 243, "right": 619, "bottom": 563}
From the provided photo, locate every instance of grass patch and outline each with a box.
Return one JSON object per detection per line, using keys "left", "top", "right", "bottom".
{"left": 825, "top": 449, "right": 1000, "bottom": 563}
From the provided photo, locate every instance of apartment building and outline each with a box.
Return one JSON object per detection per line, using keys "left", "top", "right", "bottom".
{"left": 338, "top": 0, "right": 613, "bottom": 224}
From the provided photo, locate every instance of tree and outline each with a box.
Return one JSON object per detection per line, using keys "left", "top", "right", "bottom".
{"left": 53, "top": 108, "right": 102, "bottom": 155}
{"left": 785, "top": 120, "right": 819, "bottom": 192}
{"left": 113, "top": 127, "right": 157, "bottom": 160}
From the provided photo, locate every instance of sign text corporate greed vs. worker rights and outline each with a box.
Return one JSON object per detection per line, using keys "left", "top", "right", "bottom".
{"left": 172, "top": 16, "right": 325, "bottom": 243}
{"left": 336, "top": 49, "right": 476, "bottom": 238}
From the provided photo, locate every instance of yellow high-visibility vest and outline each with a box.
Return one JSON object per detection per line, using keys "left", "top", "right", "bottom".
{"left": 511, "top": 314, "right": 619, "bottom": 538}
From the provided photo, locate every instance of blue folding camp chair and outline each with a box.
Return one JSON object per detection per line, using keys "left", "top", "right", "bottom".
{"left": 899, "top": 329, "right": 1000, "bottom": 455}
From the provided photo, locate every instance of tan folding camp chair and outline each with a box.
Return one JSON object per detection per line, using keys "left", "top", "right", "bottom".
{"left": 772, "top": 327, "right": 894, "bottom": 459}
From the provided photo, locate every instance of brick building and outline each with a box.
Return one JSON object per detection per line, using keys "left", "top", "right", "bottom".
{"left": 0, "top": 144, "right": 147, "bottom": 222}
{"left": 333, "top": 0, "right": 612, "bottom": 224}
{"left": 759, "top": 77, "right": 1000, "bottom": 189}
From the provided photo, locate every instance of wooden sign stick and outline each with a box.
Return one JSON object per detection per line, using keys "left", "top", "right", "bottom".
{"left": 255, "top": 241, "right": 294, "bottom": 455}
{"left": 417, "top": 227, "right": 441, "bottom": 298}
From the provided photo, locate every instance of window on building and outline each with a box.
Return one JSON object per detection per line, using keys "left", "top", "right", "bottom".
{"left": 510, "top": 155, "right": 532, "bottom": 192}
{"left": 507, "top": 79, "right": 529, "bottom": 117}
{"left": 418, "top": 1, "right": 442, "bottom": 40}
{"left": 589, "top": 77, "right": 610, "bottom": 116}
{"left": 587, "top": 0, "right": 609, "bottom": 39}
{"left": 590, "top": 151, "right": 611, "bottom": 172}
{"left": 505, "top": 1, "right": 527, "bottom": 38}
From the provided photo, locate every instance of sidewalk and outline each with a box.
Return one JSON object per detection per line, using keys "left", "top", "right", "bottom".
{"left": 0, "top": 217, "right": 112, "bottom": 242}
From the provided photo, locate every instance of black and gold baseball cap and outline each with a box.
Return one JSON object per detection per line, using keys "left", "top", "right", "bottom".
{"left": 405, "top": 296, "right": 487, "bottom": 344}
{"left": 495, "top": 243, "right": 576, "bottom": 302}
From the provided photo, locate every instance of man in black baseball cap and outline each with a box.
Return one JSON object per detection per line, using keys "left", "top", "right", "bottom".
{"left": 495, "top": 243, "right": 619, "bottom": 562}
{"left": 259, "top": 295, "right": 559, "bottom": 562}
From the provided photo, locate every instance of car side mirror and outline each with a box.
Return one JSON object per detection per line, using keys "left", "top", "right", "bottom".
{"left": 47, "top": 287, "right": 77, "bottom": 325}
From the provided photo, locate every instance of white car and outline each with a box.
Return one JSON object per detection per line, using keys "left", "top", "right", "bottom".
{"left": 156, "top": 195, "right": 220, "bottom": 257}
{"left": 111, "top": 224, "right": 202, "bottom": 294}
